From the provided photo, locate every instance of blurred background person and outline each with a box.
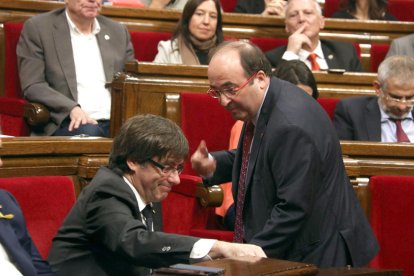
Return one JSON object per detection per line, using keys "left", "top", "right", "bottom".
{"left": 18, "top": 0, "right": 134, "bottom": 137}
{"left": 331, "top": 0, "right": 396, "bottom": 20}
{"left": 386, "top": 33, "right": 414, "bottom": 58}
{"left": 154, "top": 0, "right": 224, "bottom": 65}
{"left": 234, "top": 0, "right": 286, "bottom": 16}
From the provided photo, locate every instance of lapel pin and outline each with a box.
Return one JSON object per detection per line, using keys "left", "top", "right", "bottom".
{"left": 328, "top": 54, "right": 334, "bottom": 60}
{"left": 104, "top": 35, "right": 110, "bottom": 40}
{"left": 0, "top": 212, "right": 14, "bottom": 220}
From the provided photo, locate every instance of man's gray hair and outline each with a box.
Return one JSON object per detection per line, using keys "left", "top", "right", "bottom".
{"left": 378, "top": 55, "right": 414, "bottom": 91}
{"left": 285, "top": 0, "right": 323, "bottom": 17}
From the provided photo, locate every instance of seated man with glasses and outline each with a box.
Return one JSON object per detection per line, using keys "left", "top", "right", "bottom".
{"left": 48, "top": 114, "right": 266, "bottom": 276}
{"left": 334, "top": 55, "right": 414, "bottom": 143}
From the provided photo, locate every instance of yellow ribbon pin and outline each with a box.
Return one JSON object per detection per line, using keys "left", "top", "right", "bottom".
{"left": 0, "top": 212, "right": 14, "bottom": 219}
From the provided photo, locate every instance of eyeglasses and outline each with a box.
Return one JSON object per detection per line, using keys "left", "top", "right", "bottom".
{"left": 207, "top": 72, "right": 258, "bottom": 99}
{"left": 380, "top": 88, "right": 414, "bottom": 106}
{"left": 146, "top": 159, "right": 184, "bottom": 176}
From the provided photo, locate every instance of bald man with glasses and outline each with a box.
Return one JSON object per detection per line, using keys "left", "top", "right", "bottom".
{"left": 334, "top": 55, "right": 414, "bottom": 143}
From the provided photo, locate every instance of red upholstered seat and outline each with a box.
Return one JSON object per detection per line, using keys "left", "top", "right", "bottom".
{"left": 180, "top": 92, "right": 236, "bottom": 175}
{"left": 129, "top": 31, "right": 172, "bottom": 62}
{"left": 323, "top": 0, "right": 340, "bottom": 17}
{"left": 369, "top": 175, "right": 414, "bottom": 275}
{"left": 317, "top": 98, "right": 340, "bottom": 121}
{"left": 220, "top": 0, "right": 237, "bottom": 13}
{"left": 162, "top": 174, "right": 234, "bottom": 241}
{"left": 250, "top": 37, "right": 287, "bottom": 53}
{"left": 370, "top": 44, "right": 390, "bottom": 73}
{"left": 0, "top": 176, "right": 76, "bottom": 259}
{"left": 0, "top": 21, "right": 30, "bottom": 136}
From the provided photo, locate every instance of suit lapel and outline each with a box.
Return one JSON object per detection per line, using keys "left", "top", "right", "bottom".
{"left": 321, "top": 42, "right": 337, "bottom": 69}
{"left": 53, "top": 11, "right": 78, "bottom": 100}
{"left": 365, "top": 98, "right": 381, "bottom": 141}
{"left": 96, "top": 17, "right": 114, "bottom": 82}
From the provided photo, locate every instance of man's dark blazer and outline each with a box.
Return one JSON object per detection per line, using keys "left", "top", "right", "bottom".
{"left": 234, "top": 0, "right": 264, "bottom": 14}
{"left": 48, "top": 167, "right": 199, "bottom": 276}
{"left": 205, "top": 77, "right": 378, "bottom": 267}
{"left": 333, "top": 96, "right": 414, "bottom": 141}
{"left": 265, "top": 39, "right": 363, "bottom": 72}
{"left": 0, "top": 190, "right": 53, "bottom": 275}
{"left": 17, "top": 8, "right": 135, "bottom": 136}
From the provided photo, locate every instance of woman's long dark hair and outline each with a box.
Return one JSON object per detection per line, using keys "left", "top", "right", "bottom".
{"left": 339, "top": 0, "right": 389, "bottom": 20}
{"left": 172, "top": 0, "right": 224, "bottom": 49}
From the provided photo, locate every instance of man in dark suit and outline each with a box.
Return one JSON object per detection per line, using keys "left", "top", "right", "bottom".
{"left": 386, "top": 33, "right": 414, "bottom": 58}
{"left": 265, "top": 0, "right": 362, "bottom": 72}
{"left": 17, "top": 0, "right": 135, "bottom": 137}
{"left": 191, "top": 40, "right": 378, "bottom": 267}
{"left": 334, "top": 55, "right": 414, "bottom": 142}
{"left": 0, "top": 140, "right": 53, "bottom": 275}
{"left": 48, "top": 115, "right": 265, "bottom": 276}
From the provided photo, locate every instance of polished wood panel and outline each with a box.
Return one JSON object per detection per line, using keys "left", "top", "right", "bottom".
{"left": 109, "top": 62, "right": 376, "bottom": 136}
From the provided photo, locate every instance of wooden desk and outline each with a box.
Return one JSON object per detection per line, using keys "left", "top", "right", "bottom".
{"left": 0, "top": 136, "right": 112, "bottom": 194}
{"left": 153, "top": 257, "right": 402, "bottom": 276}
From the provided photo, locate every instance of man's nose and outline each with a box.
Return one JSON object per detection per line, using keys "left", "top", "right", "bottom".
{"left": 218, "top": 94, "right": 231, "bottom": 107}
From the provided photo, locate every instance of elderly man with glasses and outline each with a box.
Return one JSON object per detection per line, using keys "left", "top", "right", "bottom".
{"left": 334, "top": 55, "right": 414, "bottom": 143}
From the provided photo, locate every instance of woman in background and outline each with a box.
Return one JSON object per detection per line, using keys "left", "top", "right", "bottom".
{"left": 332, "top": 0, "right": 396, "bottom": 21}
{"left": 154, "top": 0, "right": 224, "bottom": 65}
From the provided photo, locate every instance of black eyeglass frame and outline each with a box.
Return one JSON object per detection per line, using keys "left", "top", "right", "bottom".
{"left": 146, "top": 159, "right": 184, "bottom": 175}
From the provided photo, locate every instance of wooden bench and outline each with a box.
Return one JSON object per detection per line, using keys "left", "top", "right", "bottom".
{"left": 109, "top": 61, "right": 376, "bottom": 136}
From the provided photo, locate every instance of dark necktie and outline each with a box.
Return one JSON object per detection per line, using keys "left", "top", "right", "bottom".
{"left": 233, "top": 122, "right": 254, "bottom": 243}
{"left": 308, "top": 53, "right": 320, "bottom": 71}
{"left": 142, "top": 204, "right": 154, "bottom": 232}
{"left": 392, "top": 119, "right": 410, "bottom": 143}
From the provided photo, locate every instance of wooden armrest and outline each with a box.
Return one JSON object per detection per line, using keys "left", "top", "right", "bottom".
{"left": 196, "top": 183, "right": 223, "bottom": 208}
{"left": 24, "top": 102, "right": 50, "bottom": 127}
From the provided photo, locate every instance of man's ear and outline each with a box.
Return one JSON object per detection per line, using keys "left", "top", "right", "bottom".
{"left": 373, "top": 80, "right": 382, "bottom": 96}
{"left": 126, "top": 160, "right": 138, "bottom": 172}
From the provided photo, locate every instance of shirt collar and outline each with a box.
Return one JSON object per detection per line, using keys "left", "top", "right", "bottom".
{"left": 65, "top": 9, "right": 101, "bottom": 36}
{"left": 298, "top": 40, "right": 324, "bottom": 60}
{"left": 123, "top": 176, "right": 151, "bottom": 213}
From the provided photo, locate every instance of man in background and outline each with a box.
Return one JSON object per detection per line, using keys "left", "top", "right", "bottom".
{"left": 18, "top": 0, "right": 134, "bottom": 137}
{"left": 265, "top": 0, "right": 362, "bottom": 72}
{"left": 334, "top": 55, "right": 414, "bottom": 142}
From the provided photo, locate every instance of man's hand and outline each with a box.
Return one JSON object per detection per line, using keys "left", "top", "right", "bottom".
{"left": 209, "top": 241, "right": 267, "bottom": 259}
{"left": 286, "top": 25, "right": 312, "bottom": 54}
{"left": 262, "top": 0, "right": 286, "bottom": 16}
{"left": 190, "top": 140, "right": 216, "bottom": 177}
{"left": 69, "top": 106, "right": 98, "bottom": 131}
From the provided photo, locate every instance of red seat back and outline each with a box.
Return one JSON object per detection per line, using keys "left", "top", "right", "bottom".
{"left": 388, "top": 0, "right": 414, "bottom": 22}
{"left": 323, "top": 0, "right": 340, "bottom": 17}
{"left": 0, "top": 176, "right": 76, "bottom": 259}
{"left": 369, "top": 175, "right": 414, "bottom": 275}
{"left": 4, "top": 21, "right": 24, "bottom": 98}
{"left": 317, "top": 98, "right": 340, "bottom": 121}
{"left": 129, "top": 31, "right": 172, "bottom": 62}
{"left": 370, "top": 44, "right": 390, "bottom": 73}
{"left": 220, "top": 0, "right": 237, "bottom": 12}
{"left": 180, "top": 93, "right": 235, "bottom": 175}
{"left": 250, "top": 37, "right": 287, "bottom": 53}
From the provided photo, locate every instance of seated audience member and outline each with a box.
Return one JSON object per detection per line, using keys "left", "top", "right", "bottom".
{"left": 154, "top": 0, "right": 224, "bottom": 65}
{"left": 17, "top": 0, "right": 135, "bottom": 137}
{"left": 234, "top": 0, "right": 286, "bottom": 16}
{"left": 220, "top": 59, "right": 319, "bottom": 230}
{"left": 332, "top": 0, "right": 396, "bottom": 20}
{"left": 334, "top": 55, "right": 414, "bottom": 142}
{"left": 386, "top": 33, "right": 414, "bottom": 58}
{"left": 265, "top": 0, "right": 362, "bottom": 72}
{"left": 48, "top": 114, "right": 266, "bottom": 275}
{"left": 0, "top": 140, "right": 54, "bottom": 275}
